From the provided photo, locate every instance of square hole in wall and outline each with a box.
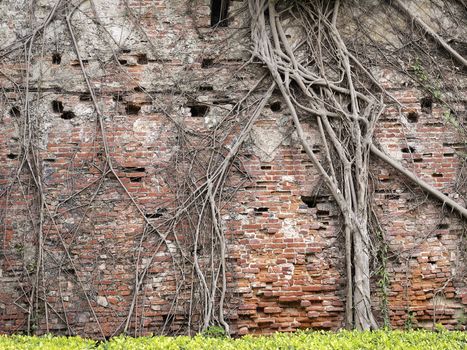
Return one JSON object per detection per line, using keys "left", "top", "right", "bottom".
{"left": 126, "top": 104, "right": 141, "bottom": 115}
{"left": 60, "top": 111, "right": 76, "bottom": 120}
{"left": 9, "top": 106, "right": 20, "bottom": 118}
{"left": 301, "top": 196, "right": 317, "bottom": 208}
{"left": 52, "top": 52, "right": 61, "bottom": 65}
{"left": 401, "top": 146, "right": 416, "bottom": 153}
{"left": 199, "top": 85, "right": 214, "bottom": 91}
{"left": 52, "top": 100, "right": 64, "bottom": 113}
{"left": 137, "top": 54, "right": 148, "bottom": 65}
{"left": 407, "top": 111, "right": 419, "bottom": 123}
{"left": 79, "top": 94, "right": 91, "bottom": 101}
{"left": 188, "top": 105, "right": 209, "bottom": 117}
{"left": 201, "top": 58, "right": 214, "bottom": 68}
{"left": 270, "top": 101, "right": 281, "bottom": 112}
{"left": 420, "top": 96, "right": 433, "bottom": 113}
{"left": 211, "top": 0, "right": 230, "bottom": 27}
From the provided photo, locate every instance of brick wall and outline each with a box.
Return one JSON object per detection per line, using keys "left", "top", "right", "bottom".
{"left": 0, "top": 0, "right": 465, "bottom": 337}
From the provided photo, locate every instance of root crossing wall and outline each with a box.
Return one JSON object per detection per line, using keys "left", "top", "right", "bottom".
{"left": 0, "top": 0, "right": 466, "bottom": 337}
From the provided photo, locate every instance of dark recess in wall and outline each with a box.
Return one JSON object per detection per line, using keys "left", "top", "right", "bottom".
{"left": 126, "top": 104, "right": 141, "bottom": 115}
{"left": 52, "top": 52, "right": 61, "bottom": 64}
{"left": 79, "top": 94, "right": 91, "bottom": 101}
{"left": 188, "top": 105, "right": 209, "bottom": 117}
{"left": 420, "top": 96, "right": 433, "bottom": 113}
{"left": 202, "top": 58, "right": 214, "bottom": 68}
{"left": 9, "top": 106, "right": 20, "bottom": 118}
{"left": 301, "top": 196, "right": 317, "bottom": 208}
{"left": 52, "top": 100, "right": 64, "bottom": 113}
{"left": 211, "top": 0, "right": 230, "bottom": 27}
{"left": 60, "top": 111, "right": 76, "bottom": 120}
{"left": 270, "top": 101, "right": 281, "bottom": 112}
{"left": 401, "top": 146, "right": 416, "bottom": 153}
{"left": 407, "top": 111, "right": 419, "bottom": 123}
{"left": 137, "top": 54, "right": 148, "bottom": 64}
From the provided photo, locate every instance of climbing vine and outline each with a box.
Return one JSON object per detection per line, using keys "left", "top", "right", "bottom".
{"left": 0, "top": 0, "right": 466, "bottom": 337}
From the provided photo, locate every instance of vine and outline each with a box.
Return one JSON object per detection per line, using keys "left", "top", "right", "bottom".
{"left": 0, "top": 0, "right": 466, "bottom": 336}
{"left": 248, "top": 0, "right": 466, "bottom": 330}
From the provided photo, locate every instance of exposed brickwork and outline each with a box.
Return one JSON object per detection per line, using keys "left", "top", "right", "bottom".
{"left": 0, "top": 0, "right": 466, "bottom": 337}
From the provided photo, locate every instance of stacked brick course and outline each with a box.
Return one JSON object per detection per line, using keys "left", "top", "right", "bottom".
{"left": 0, "top": 0, "right": 465, "bottom": 337}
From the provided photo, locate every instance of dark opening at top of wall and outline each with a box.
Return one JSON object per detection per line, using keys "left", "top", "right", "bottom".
{"left": 211, "top": 0, "right": 230, "bottom": 27}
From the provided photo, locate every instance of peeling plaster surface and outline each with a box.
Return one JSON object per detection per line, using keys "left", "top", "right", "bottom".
{"left": 0, "top": 0, "right": 466, "bottom": 337}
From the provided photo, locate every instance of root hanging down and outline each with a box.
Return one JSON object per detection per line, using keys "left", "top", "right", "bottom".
{"left": 249, "top": 0, "right": 380, "bottom": 330}
{"left": 248, "top": 0, "right": 466, "bottom": 330}
{"left": 1, "top": 0, "right": 466, "bottom": 336}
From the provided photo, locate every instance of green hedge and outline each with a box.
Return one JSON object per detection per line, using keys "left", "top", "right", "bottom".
{"left": 0, "top": 334, "right": 95, "bottom": 350}
{"left": 1, "top": 330, "right": 466, "bottom": 350}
